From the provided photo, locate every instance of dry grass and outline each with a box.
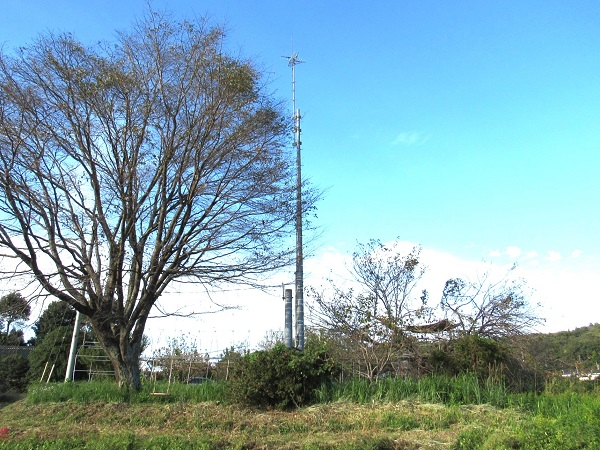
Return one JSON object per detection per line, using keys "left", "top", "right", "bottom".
{"left": 0, "top": 399, "right": 519, "bottom": 449}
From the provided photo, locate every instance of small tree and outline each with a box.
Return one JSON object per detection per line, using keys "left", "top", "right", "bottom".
{"left": 213, "top": 346, "right": 246, "bottom": 381}
{"left": 440, "top": 266, "right": 543, "bottom": 339}
{"left": 0, "top": 292, "right": 30, "bottom": 339}
{"left": 429, "top": 334, "right": 508, "bottom": 379}
{"left": 309, "top": 240, "right": 431, "bottom": 379}
{"left": 0, "top": 329, "right": 24, "bottom": 346}
{"left": 150, "top": 335, "right": 211, "bottom": 383}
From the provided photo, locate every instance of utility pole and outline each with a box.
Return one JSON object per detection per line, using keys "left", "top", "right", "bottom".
{"left": 283, "top": 52, "right": 305, "bottom": 350}
{"left": 65, "top": 310, "right": 82, "bottom": 381}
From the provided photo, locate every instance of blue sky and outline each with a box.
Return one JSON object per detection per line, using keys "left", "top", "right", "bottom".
{"left": 1, "top": 1, "right": 599, "bottom": 343}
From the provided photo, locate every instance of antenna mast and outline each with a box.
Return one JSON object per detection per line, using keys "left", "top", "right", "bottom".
{"left": 284, "top": 52, "right": 305, "bottom": 350}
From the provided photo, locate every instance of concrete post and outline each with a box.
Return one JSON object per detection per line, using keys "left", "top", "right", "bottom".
{"left": 284, "top": 288, "right": 293, "bottom": 348}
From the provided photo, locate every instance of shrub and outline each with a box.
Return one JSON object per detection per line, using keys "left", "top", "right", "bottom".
{"left": 0, "top": 353, "right": 30, "bottom": 393}
{"left": 227, "top": 341, "right": 338, "bottom": 409}
{"left": 429, "top": 335, "right": 509, "bottom": 378}
{"left": 429, "top": 334, "right": 540, "bottom": 392}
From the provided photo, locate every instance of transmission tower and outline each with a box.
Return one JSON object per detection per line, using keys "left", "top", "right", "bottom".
{"left": 283, "top": 52, "right": 305, "bottom": 350}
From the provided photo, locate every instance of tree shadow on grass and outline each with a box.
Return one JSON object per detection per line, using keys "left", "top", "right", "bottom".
{"left": 0, "top": 392, "right": 25, "bottom": 409}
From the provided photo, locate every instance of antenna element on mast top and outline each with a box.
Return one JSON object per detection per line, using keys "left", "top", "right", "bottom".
{"left": 282, "top": 53, "right": 304, "bottom": 116}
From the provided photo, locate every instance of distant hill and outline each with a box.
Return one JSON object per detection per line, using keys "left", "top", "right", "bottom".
{"left": 519, "top": 323, "right": 600, "bottom": 374}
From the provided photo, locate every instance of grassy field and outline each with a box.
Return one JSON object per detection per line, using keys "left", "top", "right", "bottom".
{"left": 1, "top": 377, "right": 599, "bottom": 449}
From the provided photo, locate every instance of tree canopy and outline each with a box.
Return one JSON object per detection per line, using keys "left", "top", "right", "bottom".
{"left": 309, "top": 240, "right": 431, "bottom": 379}
{"left": 0, "top": 10, "right": 311, "bottom": 389}
{"left": 0, "top": 292, "right": 30, "bottom": 340}
{"left": 31, "top": 301, "right": 77, "bottom": 345}
{"left": 440, "top": 267, "right": 543, "bottom": 339}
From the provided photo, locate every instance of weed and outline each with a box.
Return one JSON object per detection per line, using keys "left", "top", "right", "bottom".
{"left": 316, "top": 373, "right": 512, "bottom": 408}
{"left": 380, "top": 412, "right": 419, "bottom": 431}
{"left": 453, "top": 428, "right": 487, "bottom": 450}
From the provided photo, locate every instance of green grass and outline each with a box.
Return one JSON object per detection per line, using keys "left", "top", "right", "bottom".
{"left": 26, "top": 379, "right": 227, "bottom": 404}
{"left": 315, "top": 373, "right": 510, "bottom": 407}
{"left": 27, "top": 374, "right": 507, "bottom": 407}
{"left": 451, "top": 390, "right": 600, "bottom": 449}
{"left": 4, "top": 376, "right": 600, "bottom": 448}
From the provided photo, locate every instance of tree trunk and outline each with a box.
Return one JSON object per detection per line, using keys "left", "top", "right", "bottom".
{"left": 104, "top": 344, "right": 142, "bottom": 391}
{"left": 96, "top": 331, "right": 143, "bottom": 391}
{"left": 115, "top": 360, "right": 142, "bottom": 391}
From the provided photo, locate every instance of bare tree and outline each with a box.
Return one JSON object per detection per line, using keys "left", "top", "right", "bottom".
{"left": 149, "top": 335, "right": 212, "bottom": 383}
{"left": 309, "top": 240, "right": 431, "bottom": 379}
{"left": 440, "top": 266, "right": 544, "bottom": 339}
{"left": 0, "top": 11, "right": 313, "bottom": 389}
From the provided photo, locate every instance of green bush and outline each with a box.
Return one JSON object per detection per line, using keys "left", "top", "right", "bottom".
{"left": 0, "top": 353, "right": 29, "bottom": 393}
{"left": 430, "top": 335, "right": 509, "bottom": 380}
{"left": 227, "top": 342, "right": 338, "bottom": 409}
{"left": 428, "top": 334, "right": 538, "bottom": 391}
{"left": 443, "top": 335, "right": 507, "bottom": 377}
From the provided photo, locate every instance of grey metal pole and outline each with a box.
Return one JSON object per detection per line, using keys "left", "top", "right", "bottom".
{"left": 284, "top": 52, "right": 305, "bottom": 350}
{"left": 284, "top": 288, "right": 293, "bottom": 348}
{"left": 65, "top": 310, "right": 82, "bottom": 382}
{"left": 294, "top": 107, "right": 304, "bottom": 351}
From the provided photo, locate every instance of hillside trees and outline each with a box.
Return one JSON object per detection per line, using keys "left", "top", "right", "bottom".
{"left": 0, "top": 10, "right": 313, "bottom": 390}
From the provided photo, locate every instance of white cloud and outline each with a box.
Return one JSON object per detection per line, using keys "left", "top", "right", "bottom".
{"left": 489, "top": 246, "right": 522, "bottom": 259}
{"left": 485, "top": 246, "right": 576, "bottom": 267}
{"left": 506, "top": 246, "right": 522, "bottom": 258}
{"left": 391, "top": 131, "right": 429, "bottom": 147}
{"left": 571, "top": 249, "right": 583, "bottom": 258}
{"left": 523, "top": 264, "right": 600, "bottom": 332}
{"left": 545, "top": 251, "right": 561, "bottom": 262}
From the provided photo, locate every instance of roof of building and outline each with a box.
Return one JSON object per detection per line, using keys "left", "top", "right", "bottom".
{"left": 0, "top": 346, "right": 33, "bottom": 358}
